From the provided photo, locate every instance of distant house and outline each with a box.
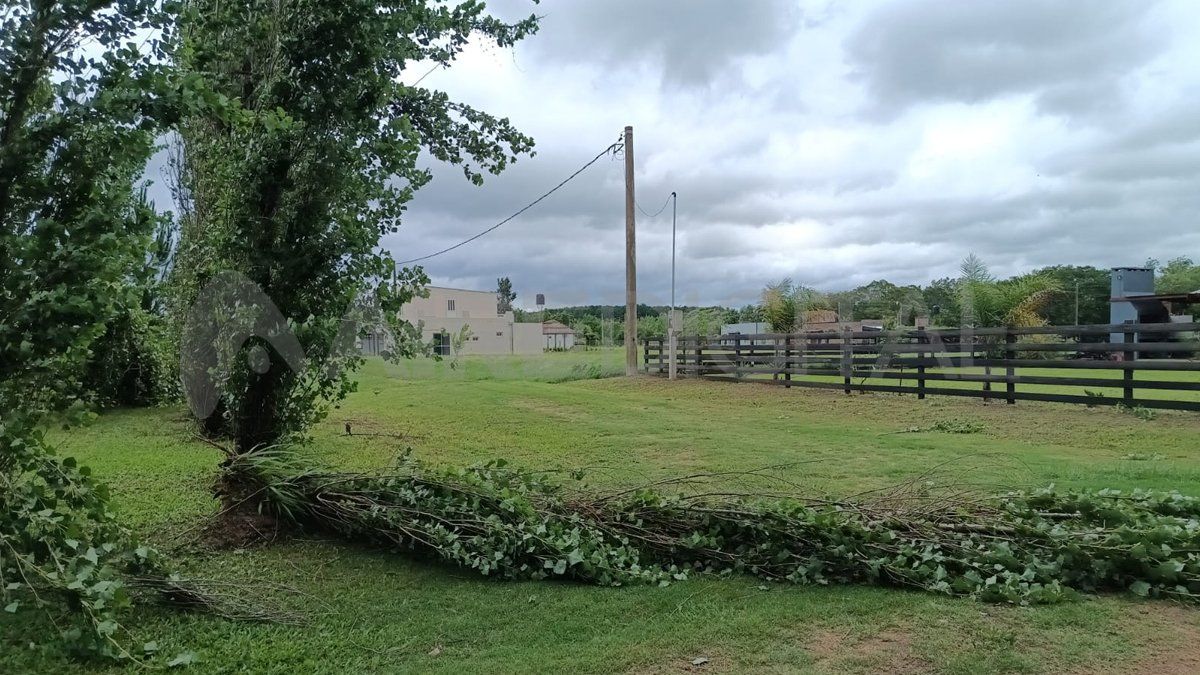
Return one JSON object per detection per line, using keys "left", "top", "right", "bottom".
{"left": 721, "top": 321, "right": 768, "bottom": 335}
{"left": 398, "top": 286, "right": 543, "bottom": 355}
{"left": 542, "top": 320, "right": 576, "bottom": 350}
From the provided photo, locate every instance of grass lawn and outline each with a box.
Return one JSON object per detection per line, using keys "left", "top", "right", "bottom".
{"left": 6, "top": 351, "right": 1200, "bottom": 673}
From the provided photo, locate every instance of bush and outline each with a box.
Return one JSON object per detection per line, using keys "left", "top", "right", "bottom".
{"left": 82, "top": 306, "right": 177, "bottom": 408}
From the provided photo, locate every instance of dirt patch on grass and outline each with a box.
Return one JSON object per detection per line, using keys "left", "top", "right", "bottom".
{"left": 807, "top": 626, "right": 930, "bottom": 674}
{"left": 1119, "top": 605, "right": 1200, "bottom": 675}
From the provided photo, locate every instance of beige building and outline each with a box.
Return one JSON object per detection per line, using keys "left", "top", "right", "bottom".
{"left": 542, "top": 320, "right": 576, "bottom": 350}
{"left": 400, "top": 286, "right": 543, "bottom": 355}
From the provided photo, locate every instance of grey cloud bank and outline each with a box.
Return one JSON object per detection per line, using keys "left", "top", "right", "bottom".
{"left": 380, "top": 0, "right": 1200, "bottom": 309}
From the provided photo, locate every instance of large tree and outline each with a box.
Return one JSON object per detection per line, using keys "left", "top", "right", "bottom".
{"left": 171, "top": 1, "right": 540, "bottom": 453}
{"left": 1152, "top": 257, "right": 1200, "bottom": 295}
{"left": 0, "top": 0, "right": 181, "bottom": 655}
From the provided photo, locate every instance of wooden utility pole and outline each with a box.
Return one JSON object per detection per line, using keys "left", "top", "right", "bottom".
{"left": 624, "top": 125, "right": 637, "bottom": 376}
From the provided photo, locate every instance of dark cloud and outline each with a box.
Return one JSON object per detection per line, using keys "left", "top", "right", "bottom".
{"left": 846, "top": 0, "right": 1165, "bottom": 117}
{"left": 491, "top": 0, "right": 803, "bottom": 88}
{"left": 369, "top": 1, "right": 1200, "bottom": 305}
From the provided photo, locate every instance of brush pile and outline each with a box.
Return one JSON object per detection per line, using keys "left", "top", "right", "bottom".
{"left": 230, "top": 449, "right": 1200, "bottom": 605}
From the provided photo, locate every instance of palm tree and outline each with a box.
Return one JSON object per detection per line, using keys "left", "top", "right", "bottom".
{"left": 762, "top": 279, "right": 830, "bottom": 332}
{"left": 957, "top": 254, "right": 1062, "bottom": 327}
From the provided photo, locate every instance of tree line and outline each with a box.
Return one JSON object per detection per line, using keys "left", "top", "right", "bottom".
{"left": 524, "top": 256, "right": 1200, "bottom": 342}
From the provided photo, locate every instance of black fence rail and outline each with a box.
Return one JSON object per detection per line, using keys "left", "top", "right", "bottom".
{"left": 643, "top": 322, "right": 1200, "bottom": 412}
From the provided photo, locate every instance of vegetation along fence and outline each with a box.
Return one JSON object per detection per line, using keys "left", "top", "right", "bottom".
{"left": 644, "top": 322, "right": 1200, "bottom": 411}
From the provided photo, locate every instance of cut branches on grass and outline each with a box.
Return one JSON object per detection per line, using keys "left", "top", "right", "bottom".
{"left": 225, "top": 447, "right": 1200, "bottom": 606}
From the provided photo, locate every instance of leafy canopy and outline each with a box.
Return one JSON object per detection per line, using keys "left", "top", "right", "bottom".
{"left": 171, "top": 0, "right": 541, "bottom": 451}
{"left": 0, "top": 0, "right": 183, "bottom": 658}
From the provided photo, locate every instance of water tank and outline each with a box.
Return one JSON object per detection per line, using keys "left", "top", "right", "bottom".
{"left": 1110, "top": 267, "right": 1155, "bottom": 343}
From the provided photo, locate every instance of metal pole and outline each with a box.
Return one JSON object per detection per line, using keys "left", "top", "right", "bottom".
{"left": 670, "top": 192, "right": 677, "bottom": 309}
{"left": 1074, "top": 279, "right": 1080, "bottom": 326}
{"left": 623, "top": 125, "right": 637, "bottom": 377}
{"left": 669, "top": 192, "right": 678, "bottom": 380}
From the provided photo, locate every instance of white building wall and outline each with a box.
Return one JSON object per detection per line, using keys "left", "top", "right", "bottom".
{"left": 512, "top": 323, "right": 543, "bottom": 354}
{"left": 400, "top": 287, "right": 544, "bottom": 355}
{"left": 401, "top": 286, "right": 500, "bottom": 322}
{"left": 544, "top": 333, "right": 575, "bottom": 350}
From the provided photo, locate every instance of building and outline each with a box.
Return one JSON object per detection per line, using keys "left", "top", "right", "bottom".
{"left": 1109, "top": 267, "right": 1199, "bottom": 343}
{"left": 399, "top": 286, "right": 543, "bottom": 355}
{"left": 542, "top": 320, "right": 576, "bottom": 350}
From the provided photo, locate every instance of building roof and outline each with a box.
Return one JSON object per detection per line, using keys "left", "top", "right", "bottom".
{"left": 1111, "top": 291, "right": 1200, "bottom": 304}
{"left": 542, "top": 320, "right": 575, "bottom": 335}
{"left": 425, "top": 285, "right": 498, "bottom": 296}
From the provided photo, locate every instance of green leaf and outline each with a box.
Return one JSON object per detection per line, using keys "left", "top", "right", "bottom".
{"left": 1130, "top": 580, "right": 1152, "bottom": 597}
{"left": 4, "top": 601, "right": 19, "bottom": 613}
{"left": 168, "top": 652, "right": 197, "bottom": 668}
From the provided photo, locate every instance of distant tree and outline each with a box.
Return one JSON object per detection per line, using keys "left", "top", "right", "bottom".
{"left": 763, "top": 279, "right": 830, "bottom": 332}
{"left": 835, "top": 279, "right": 926, "bottom": 325}
{"left": 957, "top": 254, "right": 1062, "bottom": 327}
{"left": 572, "top": 316, "right": 600, "bottom": 346}
{"left": 1020, "top": 265, "right": 1110, "bottom": 326}
{"left": 922, "top": 277, "right": 961, "bottom": 326}
{"left": 737, "top": 303, "right": 764, "bottom": 322}
{"left": 496, "top": 276, "right": 516, "bottom": 313}
{"left": 637, "top": 314, "right": 666, "bottom": 341}
{"left": 1154, "top": 257, "right": 1200, "bottom": 294}
{"left": 682, "top": 307, "right": 728, "bottom": 336}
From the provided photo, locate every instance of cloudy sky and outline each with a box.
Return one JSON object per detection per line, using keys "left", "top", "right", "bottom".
{"left": 381, "top": 0, "right": 1200, "bottom": 310}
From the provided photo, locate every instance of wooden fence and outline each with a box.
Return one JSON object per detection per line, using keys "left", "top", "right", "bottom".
{"left": 643, "top": 322, "right": 1200, "bottom": 412}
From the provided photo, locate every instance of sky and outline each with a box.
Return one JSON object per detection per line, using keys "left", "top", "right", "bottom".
{"left": 162, "top": 0, "right": 1200, "bottom": 310}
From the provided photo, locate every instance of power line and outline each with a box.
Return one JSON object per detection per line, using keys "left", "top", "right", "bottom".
{"left": 410, "top": 63, "right": 442, "bottom": 87}
{"left": 397, "top": 140, "right": 623, "bottom": 265}
{"left": 636, "top": 192, "right": 673, "bottom": 218}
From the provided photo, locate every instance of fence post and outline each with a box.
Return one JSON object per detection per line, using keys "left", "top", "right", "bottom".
{"left": 1005, "top": 326, "right": 1016, "bottom": 405}
{"left": 643, "top": 338, "right": 649, "bottom": 373}
{"left": 916, "top": 326, "right": 926, "bottom": 400}
{"left": 841, "top": 326, "right": 852, "bottom": 395}
{"left": 734, "top": 333, "right": 743, "bottom": 380}
{"left": 657, "top": 337, "right": 665, "bottom": 374}
{"left": 1123, "top": 320, "right": 1136, "bottom": 405}
{"left": 696, "top": 336, "right": 704, "bottom": 377}
{"left": 784, "top": 334, "right": 793, "bottom": 389}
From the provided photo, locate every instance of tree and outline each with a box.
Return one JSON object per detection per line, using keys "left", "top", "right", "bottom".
{"left": 1154, "top": 257, "right": 1200, "bottom": 294}
{"left": 922, "top": 277, "right": 961, "bottom": 326}
{"left": 762, "top": 279, "right": 827, "bottom": 332}
{"left": 497, "top": 276, "right": 517, "bottom": 313}
{"left": 736, "top": 303, "right": 764, "bottom": 322}
{"left": 956, "top": 254, "right": 1062, "bottom": 327}
{"left": 1, "top": 0, "right": 183, "bottom": 655}
{"left": 170, "top": 1, "right": 539, "bottom": 454}
{"left": 1020, "top": 265, "right": 1110, "bottom": 327}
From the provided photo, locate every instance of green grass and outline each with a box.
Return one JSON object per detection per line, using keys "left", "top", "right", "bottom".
{"left": 6, "top": 353, "right": 1200, "bottom": 673}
